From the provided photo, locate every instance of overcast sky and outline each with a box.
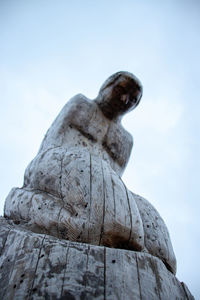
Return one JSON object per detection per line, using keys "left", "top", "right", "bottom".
{"left": 1, "top": 0, "right": 200, "bottom": 298}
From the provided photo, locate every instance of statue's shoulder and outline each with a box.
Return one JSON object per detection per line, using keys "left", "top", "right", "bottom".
{"left": 53, "top": 94, "right": 94, "bottom": 125}
{"left": 66, "top": 93, "right": 93, "bottom": 110}
{"left": 62, "top": 94, "right": 97, "bottom": 128}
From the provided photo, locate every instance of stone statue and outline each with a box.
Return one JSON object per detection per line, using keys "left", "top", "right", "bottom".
{"left": 4, "top": 71, "right": 176, "bottom": 274}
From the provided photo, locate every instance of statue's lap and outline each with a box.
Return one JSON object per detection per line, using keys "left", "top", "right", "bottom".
{"left": 5, "top": 148, "right": 144, "bottom": 251}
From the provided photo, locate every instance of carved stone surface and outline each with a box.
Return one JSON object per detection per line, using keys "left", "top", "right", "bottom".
{"left": 0, "top": 218, "right": 194, "bottom": 300}
{"left": 2, "top": 71, "right": 194, "bottom": 298}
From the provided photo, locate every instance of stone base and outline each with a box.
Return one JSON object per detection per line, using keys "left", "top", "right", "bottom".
{"left": 0, "top": 217, "right": 194, "bottom": 300}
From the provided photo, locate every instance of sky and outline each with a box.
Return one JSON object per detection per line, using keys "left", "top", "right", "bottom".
{"left": 0, "top": 0, "right": 200, "bottom": 298}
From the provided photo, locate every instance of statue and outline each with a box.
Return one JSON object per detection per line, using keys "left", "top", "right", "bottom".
{"left": 4, "top": 71, "right": 176, "bottom": 274}
{"left": 1, "top": 71, "right": 195, "bottom": 299}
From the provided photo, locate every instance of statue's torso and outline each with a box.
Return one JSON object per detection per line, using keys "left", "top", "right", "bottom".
{"left": 38, "top": 95, "right": 133, "bottom": 176}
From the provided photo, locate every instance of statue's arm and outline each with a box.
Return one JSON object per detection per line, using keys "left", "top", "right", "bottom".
{"left": 103, "top": 124, "right": 133, "bottom": 174}
{"left": 120, "top": 129, "right": 133, "bottom": 170}
{"left": 38, "top": 94, "right": 91, "bottom": 152}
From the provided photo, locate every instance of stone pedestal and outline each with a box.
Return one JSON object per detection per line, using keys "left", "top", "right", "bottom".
{"left": 0, "top": 217, "right": 194, "bottom": 300}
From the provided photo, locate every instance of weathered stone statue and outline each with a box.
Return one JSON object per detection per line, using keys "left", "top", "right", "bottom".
{"left": 0, "top": 72, "right": 194, "bottom": 299}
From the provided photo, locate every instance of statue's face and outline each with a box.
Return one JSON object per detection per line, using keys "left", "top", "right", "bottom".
{"left": 100, "top": 77, "right": 142, "bottom": 118}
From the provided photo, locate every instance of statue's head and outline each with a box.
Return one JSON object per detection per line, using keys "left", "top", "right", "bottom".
{"left": 96, "top": 71, "right": 143, "bottom": 120}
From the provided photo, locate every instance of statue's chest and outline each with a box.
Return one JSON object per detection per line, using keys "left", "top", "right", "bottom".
{"left": 69, "top": 105, "right": 109, "bottom": 142}
{"left": 67, "top": 106, "right": 129, "bottom": 170}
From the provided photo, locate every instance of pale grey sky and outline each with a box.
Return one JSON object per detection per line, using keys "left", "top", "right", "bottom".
{"left": 1, "top": 0, "right": 200, "bottom": 298}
